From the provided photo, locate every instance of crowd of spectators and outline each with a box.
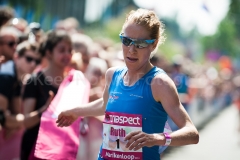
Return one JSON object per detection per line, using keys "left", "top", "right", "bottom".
{"left": 0, "top": 5, "right": 239, "bottom": 160}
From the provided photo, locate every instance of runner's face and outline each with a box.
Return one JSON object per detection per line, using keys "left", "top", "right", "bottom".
{"left": 121, "top": 22, "right": 155, "bottom": 71}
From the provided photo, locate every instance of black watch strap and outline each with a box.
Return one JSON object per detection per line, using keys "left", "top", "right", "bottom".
{"left": 0, "top": 110, "right": 6, "bottom": 127}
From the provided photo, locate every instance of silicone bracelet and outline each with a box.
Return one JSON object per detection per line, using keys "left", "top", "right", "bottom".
{"left": 163, "top": 132, "right": 171, "bottom": 146}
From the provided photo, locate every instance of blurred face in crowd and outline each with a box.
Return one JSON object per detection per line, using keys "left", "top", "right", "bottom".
{"left": 86, "top": 67, "right": 102, "bottom": 88}
{"left": 0, "top": 34, "right": 18, "bottom": 61}
{"left": 72, "top": 42, "right": 90, "bottom": 73}
{"left": 15, "top": 49, "right": 42, "bottom": 74}
{"left": 48, "top": 40, "right": 72, "bottom": 69}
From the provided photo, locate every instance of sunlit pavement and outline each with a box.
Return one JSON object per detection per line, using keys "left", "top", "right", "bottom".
{"left": 162, "top": 105, "right": 240, "bottom": 160}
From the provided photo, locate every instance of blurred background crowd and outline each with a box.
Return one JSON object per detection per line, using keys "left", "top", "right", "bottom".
{"left": 0, "top": 0, "right": 240, "bottom": 160}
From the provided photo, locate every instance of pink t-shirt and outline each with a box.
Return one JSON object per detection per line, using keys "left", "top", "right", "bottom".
{"left": 34, "top": 69, "right": 90, "bottom": 160}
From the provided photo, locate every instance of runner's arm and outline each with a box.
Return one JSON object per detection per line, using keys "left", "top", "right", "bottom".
{"left": 57, "top": 67, "right": 118, "bottom": 127}
{"left": 151, "top": 74, "right": 199, "bottom": 146}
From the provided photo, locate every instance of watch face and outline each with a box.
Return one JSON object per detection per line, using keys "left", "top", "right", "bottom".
{"left": 163, "top": 133, "right": 171, "bottom": 146}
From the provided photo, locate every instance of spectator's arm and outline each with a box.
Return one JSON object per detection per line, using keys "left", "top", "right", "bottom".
{"left": 22, "top": 98, "right": 40, "bottom": 128}
{"left": 4, "top": 92, "right": 53, "bottom": 129}
{"left": 22, "top": 98, "right": 36, "bottom": 114}
{"left": 0, "top": 94, "right": 8, "bottom": 111}
{"left": 23, "top": 91, "right": 54, "bottom": 128}
{"left": 10, "top": 96, "right": 21, "bottom": 114}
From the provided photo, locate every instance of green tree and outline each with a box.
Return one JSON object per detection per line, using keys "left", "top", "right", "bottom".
{"left": 201, "top": 0, "right": 240, "bottom": 58}
{"left": 228, "top": 0, "right": 240, "bottom": 39}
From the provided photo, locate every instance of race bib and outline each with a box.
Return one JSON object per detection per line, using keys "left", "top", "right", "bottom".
{"left": 101, "top": 112, "right": 142, "bottom": 160}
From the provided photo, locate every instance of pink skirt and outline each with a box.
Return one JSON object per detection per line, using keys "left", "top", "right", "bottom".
{"left": 0, "top": 129, "right": 23, "bottom": 160}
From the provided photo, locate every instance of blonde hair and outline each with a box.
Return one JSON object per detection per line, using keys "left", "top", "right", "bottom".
{"left": 121, "top": 8, "right": 166, "bottom": 56}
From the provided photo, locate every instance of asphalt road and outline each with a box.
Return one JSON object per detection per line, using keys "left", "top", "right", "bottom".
{"left": 162, "top": 105, "right": 240, "bottom": 160}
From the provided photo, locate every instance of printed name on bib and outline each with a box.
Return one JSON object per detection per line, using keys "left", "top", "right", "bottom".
{"left": 110, "top": 127, "right": 126, "bottom": 137}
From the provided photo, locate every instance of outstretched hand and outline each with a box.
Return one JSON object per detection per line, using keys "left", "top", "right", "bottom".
{"left": 56, "top": 109, "right": 78, "bottom": 127}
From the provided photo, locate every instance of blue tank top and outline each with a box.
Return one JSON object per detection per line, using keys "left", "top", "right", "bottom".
{"left": 98, "top": 66, "right": 168, "bottom": 160}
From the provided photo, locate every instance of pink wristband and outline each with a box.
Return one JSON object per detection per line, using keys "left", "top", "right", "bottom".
{"left": 163, "top": 133, "right": 171, "bottom": 146}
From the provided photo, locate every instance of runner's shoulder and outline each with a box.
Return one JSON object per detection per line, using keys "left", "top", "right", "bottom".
{"left": 105, "top": 66, "right": 120, "bottom": 78}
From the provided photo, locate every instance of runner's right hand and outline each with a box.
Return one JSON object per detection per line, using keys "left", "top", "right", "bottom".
{"left": 56, "top": 109, "right": 78, "bottom": 127}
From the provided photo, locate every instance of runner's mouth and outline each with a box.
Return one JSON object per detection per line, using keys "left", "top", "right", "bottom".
{"left": 127, "top": 57, "right": 138, "bottom": 61}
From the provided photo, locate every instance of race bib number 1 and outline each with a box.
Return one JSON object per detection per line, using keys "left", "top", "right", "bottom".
{"left": 101, "top": 112, "right": 142, "bottom": 160}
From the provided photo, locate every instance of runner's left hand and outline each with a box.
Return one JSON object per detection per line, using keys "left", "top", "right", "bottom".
{"left": 124, "top": 131, "right": 158, "bottom": 151}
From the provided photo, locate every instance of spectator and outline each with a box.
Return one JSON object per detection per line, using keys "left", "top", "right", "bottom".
{"left": 0, "top": 6, "right": 15, "bottom": 28}
{"left": 0, "top": 41, "right": 44, "bottom": 160}
{"left": 7, "top": 17, "right": 28, "bottom": 33}
{"left": 20, "top": 30, "right": 72, "bottom": 160}
{"left": 71, "top": 33, "right": 93, "bottom": 73}
{"left": 0, "top": 26, "right": 20, "bottom": 64}
{"left": 27, "top": 22, "right": 44, "bottom": 43}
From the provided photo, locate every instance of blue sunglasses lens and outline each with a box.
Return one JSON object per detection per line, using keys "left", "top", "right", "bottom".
{"left": 121, "top": 36, "right": 132, "bottom": 46}
{"left": 119, "top": 35, "right": 155, "bottom": 48}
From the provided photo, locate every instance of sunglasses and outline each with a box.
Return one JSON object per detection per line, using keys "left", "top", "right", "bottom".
{"left": 119, "top": 34, "right": 155, "bottom": 49}
{"left": 24, "top": 55, "right": 41, "bottom": 65}
{"left": 1, "top": 41, "right": 17, "bottom": 48}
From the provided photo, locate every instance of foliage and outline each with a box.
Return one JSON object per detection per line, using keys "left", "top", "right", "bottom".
{"left": 228, "top": 0, "right": 240, "bottom": 39}
{"left": 84, "top": 7, "right": 134, "bottom": 43}
{"left": 201, "top": 18, "right": 237, "bottom": 56}
{"left": 201, "top": 0, "right": 240, "bottom": 58}
{"left": 158, "top": 40, "right": 186, "bottom": 61}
